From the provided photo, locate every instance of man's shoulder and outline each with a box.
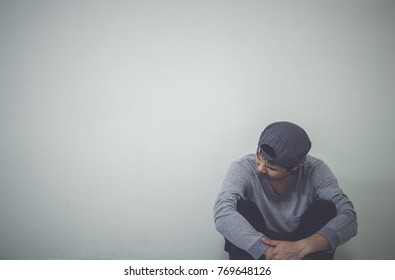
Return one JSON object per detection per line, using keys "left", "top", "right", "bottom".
{"left": 304, "top": 154, "right": 332, "bottom": 175}
{"left": 227, "top": 154, "right": 256, "bottom": 172}
{"left": 232, "top": 154, "right": 256, "bottom": 166}
{"left": 223, "top": 154, "right": 259, "bottom": 183}
{"left": 305, "top": 154, "right": 323, "bottom": 165}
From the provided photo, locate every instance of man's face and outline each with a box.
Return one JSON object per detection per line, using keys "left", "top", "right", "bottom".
{"left": 255, "top": 151, "right": 292, "bottom": 181}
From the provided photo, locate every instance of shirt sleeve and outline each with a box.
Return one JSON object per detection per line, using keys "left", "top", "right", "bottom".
{"left": 311, "top": 160, "right": 358, "bottom": 250}
{"left": 213, "top": 161, "right": 270, "bottom": 259}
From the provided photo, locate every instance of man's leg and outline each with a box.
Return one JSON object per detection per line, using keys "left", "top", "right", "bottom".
{"left": 293, "top": 199, "right": 337, "bottom": 259}
{"left": 224, "top": 200, "right": 266, "bottom": 260}
{"left": 224, "top": 199, "right": 337, "bottom": 260}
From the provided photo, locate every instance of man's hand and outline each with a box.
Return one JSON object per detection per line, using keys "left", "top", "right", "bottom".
{"left": 262, "top": 233, "right": 331, "bottom": 260}
{"left": 263, "top": 239, "right": 304, "bottom": 260}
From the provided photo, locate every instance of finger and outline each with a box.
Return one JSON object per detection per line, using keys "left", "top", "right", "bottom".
{"left": 262, "top": 239, "right": 279, "bottom": 246}
{"left": 268, "top": 252, "right": 279, "bottom": 260}
{"left": 262, "top": 238, "right": 272, "bottom": 244}
{"left": 265, "top": 253, "right": 273, "bottom": 260}
{"left": 264, "top": 247, "right": 273, "bottom": 259}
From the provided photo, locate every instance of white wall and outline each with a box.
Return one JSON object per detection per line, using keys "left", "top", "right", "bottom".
{"left": 1, "top": 0, "right": 394, "bottom": 260}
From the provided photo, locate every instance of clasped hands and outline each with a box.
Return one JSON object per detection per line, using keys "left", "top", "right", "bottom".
{"left": 262, "top": 233, "right": 330, "bottom": 260}
{"left": 262, "top": 238, "right": 305, "bottom": 260}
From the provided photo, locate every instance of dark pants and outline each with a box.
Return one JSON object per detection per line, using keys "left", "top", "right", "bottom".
{"left": 225, "top": 199, "right": 337, "bottom": 260}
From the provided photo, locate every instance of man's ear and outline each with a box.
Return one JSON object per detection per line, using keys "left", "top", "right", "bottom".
{"left": 291, "top": 163, "right": 303, "bottom": 172}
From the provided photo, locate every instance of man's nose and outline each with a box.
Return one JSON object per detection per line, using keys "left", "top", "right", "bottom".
{"left": 257, "top": 162, "right": 267, "bottom": 174}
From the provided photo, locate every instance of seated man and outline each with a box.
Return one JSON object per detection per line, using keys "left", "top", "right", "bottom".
{"left": 214, "top": 121, "right": 357, "bottom": 260}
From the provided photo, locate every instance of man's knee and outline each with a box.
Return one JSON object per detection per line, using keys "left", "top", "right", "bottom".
{"left": 236, "top": 200, "right": 260, "bottom": 216}
{"left": 308, "top": 199, "right": 337, "bottom": 221}
{"left": 236, "top": 200, "right": 266, "bottom": 233}
{"left": 295, "top": 199, "right": 337, "bottom": 240}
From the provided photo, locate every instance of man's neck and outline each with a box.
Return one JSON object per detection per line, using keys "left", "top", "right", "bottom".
{"left": 270, "top": 173, "right": 295, "bottom": 196}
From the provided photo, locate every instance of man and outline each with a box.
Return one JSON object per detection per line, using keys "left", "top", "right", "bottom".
{"left": 214, "top": 121, "right": 357, "bottom": 260}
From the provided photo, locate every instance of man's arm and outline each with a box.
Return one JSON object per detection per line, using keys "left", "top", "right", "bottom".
{"left": 312, "top": 160, "right": 358, "bottom": 250}
{"left": 214, "top": 160, "right": 270, "bottom": 259}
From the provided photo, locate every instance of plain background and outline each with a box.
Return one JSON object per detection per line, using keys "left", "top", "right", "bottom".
{"left": 1, "top": 0, "right": 394, "bottom": 260}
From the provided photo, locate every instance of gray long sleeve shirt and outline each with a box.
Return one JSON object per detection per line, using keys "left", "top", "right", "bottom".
{"left": 214, "top": 154, "right": 358, "bottom": 259}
